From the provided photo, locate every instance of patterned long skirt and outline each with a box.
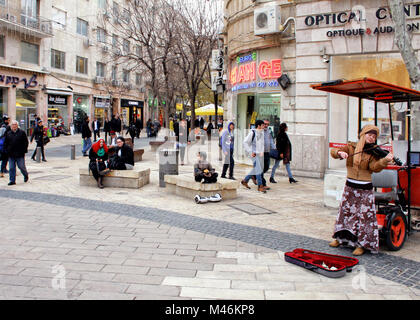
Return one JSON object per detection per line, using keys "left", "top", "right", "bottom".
{"left": 333, "top": 185, "right": 379, "bottom": 253}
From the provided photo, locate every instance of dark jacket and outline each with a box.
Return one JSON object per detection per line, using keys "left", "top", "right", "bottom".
{"left": 92, "top": 120, "right": 101, "bottom": 132}
{"left": 4, "top": 128, "right": 29, "bottom": 158}
{"left": 276, "top": 131, "right": 292, "bottom": 163}
{"left": 104, "top": 120, "right": 111, "bottom": 133}
{"left": 30, "top": 125, "right": 44, "bottom": 144}
{"left": 115, "top": 144, "right": 134, "bottom": 166}
{"left": 89, "top": 147, "right": 108, "bottom": 164}
{"left": 110, "top": 117, "right": 121, "bottom": 132}
{"left": 81, "top": 121, "right": 92, "bottom": 139}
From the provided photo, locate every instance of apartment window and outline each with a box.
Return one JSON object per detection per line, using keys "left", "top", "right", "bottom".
{"left": 97, "top": 28, "right": 106, "bottom": 43}
{"left": 21, "top": 0, "right": 38, "bottom": 27}
{"left": 77, "top": 18, "right": 88, "bottom": 36}
{"left": 0, "top": 36, "right": 4, "bottom": 57}
{"left": 113, "top": 2, "right": 119, "bottom": 22}
{"left": 0, "top": 0, "right": 6, "bottom": 7}
{"left": 123, "top": 39, "right": 130, "bottom": 54}
{"left": 136, "top": 45, "right": 142, "bottom": 58}
{"left": 21, "top": 41, "right": 39, "bottom": 64}
{"left": 98, "top": 0, "right": 106, "bottom": 10}
{"left": 135, "top": 73, "right": 142, "bottom": 86}
{"left": 121, "top": 8, "right": 130, "bottom": 23}
{"left": 51, "top": 49, "right": 65, "bottom": 70}
{"left": 76, "top": 56, "right": 88, "bottom": 74}
{"left": 52, "top": 7, "right": 66, "bottom": 30}
{"left": 112, "top": 34, "right": 118, "bottom": 47}
{"left": 123, "top": 69, "right": 130, "bottom": 83}
{"left": 96, "top": 62, "right": 105, "bottom": 77}
{"left": 111, "top": 66, "right": 117, "bottom": 81}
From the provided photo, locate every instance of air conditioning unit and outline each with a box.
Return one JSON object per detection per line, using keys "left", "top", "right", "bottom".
{"left": 254, "top": 5, "right": 281, "bottom": 36}
{"left": 113, "top": 48, "right": 122, "bottom": 56}
{"left": 112, "top": 80, "right": 121, "bottom": 87}
{"left": 40, "top": 23, "right": 51, "bottom": 34}
{"left": 94, "top": 76, "right": 104, "bottom": 84}
{"left": 7, "top": 14, "right": 17, "bottom": 23}
{"left": 102, "top": 45, "right": 109, "bottom": 53}
{"left": 83, "top": 39, "right": 94, "bottom": 47}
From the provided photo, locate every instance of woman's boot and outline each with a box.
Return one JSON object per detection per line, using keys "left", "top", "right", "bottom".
{"left": 98, "top": 176, "right": 104, "bottom": 189}
{"left": 289, "top": 178, "right": 298, "bottom": 184}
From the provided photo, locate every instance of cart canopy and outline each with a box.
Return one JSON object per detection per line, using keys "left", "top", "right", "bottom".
{"left": 310, "top": 78, "right": 420, "bottom": 103}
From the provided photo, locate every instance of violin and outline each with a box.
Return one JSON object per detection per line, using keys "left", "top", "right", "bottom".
{"left": 367, "top": 145, "right": 403, "bottom": 166}
{"left": 345, "top": 144, "right": 403, "bottom": 166}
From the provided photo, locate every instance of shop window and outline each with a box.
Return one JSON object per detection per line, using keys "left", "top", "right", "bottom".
{"left": 96, "top": 62, "right": 105, "bottom": 77}
{"left": 76, "top": 56, "right": 88, "bottom": 74}
{"left": 0, "top": 35, "right": 4, "bottom": 57}
{"left": 51, "top": 49, "right": 65, "bottom": 70}
{"left": 21, "top": 41, "right": 39, "bottom": 64}
{"left": 77, "top": 18, "right": 88, "bottom": 36}
{"left": 0, "top": 87, "right": 7, "bottom": 119}
{"left": 97, "top": 28, "right": 106, "bottom": 43}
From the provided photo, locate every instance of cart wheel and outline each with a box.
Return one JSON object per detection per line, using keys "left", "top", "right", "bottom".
{"left": 385, "top": 210, "right": 407, "bottom": 251}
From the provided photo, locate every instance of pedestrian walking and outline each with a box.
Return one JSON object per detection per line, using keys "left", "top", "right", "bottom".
{"left": 135, "top": 117, "right": 142, "bottom": 138}
{"left": 89, "top": 138, "right": 109, "bottom": 189}
{"left": 0, "top": 115, "right": 10, "bottom": 177}
{"left": 270, "top": 122, "right": 298, "bottom": 184}
{"left": 260, "top": 119, "right": 276, "bottom": 189}
{"left": 92, "top": 117, "right": 101, "bottom": 141}
{"left": 81, "top": 116, "right": 92, "bottom": 156}
{"left": 329, "top": 124, "right": 394, "bottom": 256}
{"left": 3, "top": 120, "right": 29, "bottom": 185}
{"left": 30, "top": 119, "right": 47, "bottom": 162}
{"left": 104, "top": 116, "right": 111, "bottom": 143}
{"left": 177, "top": 119, "right": 188, "bottom": 166}
{"left": 146, "top": 118, "right": 152, "bottom": 138}
{"left": 241, "top": 120, "right": 266, "bottom": 193}
{"left": 220, "top": 121, "right": 235, "bottom": 180}
{"left": 126, "top": 123, "right": 136, "bottom": 146}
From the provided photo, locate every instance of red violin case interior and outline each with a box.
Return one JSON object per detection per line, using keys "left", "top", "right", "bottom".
{"left": 284, "top": 248, "right": 359, "bottom": 278}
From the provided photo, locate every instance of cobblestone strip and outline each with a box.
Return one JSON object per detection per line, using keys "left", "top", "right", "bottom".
{"left": 1, "top": 189, "right": 419, "bottom": 290}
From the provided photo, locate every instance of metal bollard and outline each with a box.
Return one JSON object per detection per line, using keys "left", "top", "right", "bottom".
{"left": 70, "top": 144, "right": 76, "bottom": 160}
{"left": 36, "top": 147, "right": 41, "bottom": 163}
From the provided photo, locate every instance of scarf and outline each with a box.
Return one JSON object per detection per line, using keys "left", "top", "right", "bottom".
{"left": 97, "top": 148, "right": 105, "bottom": 157}
{"left": 353, "top": 124, "right": 379, "bottom": 167}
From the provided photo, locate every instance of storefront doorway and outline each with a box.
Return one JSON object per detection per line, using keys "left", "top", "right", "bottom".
{"left": 121, "top": 99, "right": 143, "bottom": 128}
{"left": 47, "top": 94, "right": 68, "bottom": 128}
{"left": 16, "top": 89, "right": 37, "bottom": 136}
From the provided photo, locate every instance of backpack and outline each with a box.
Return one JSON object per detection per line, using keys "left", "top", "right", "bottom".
{"left": 243, "top": 129, "right": 256, "bottom": 157}
{"left": 0, "top": 127, "right": 6, "bottom": 153}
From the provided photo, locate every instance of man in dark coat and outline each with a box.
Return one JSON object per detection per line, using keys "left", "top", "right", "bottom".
{"left": 103, "top": 117, "right": 111, "bottom": 143}
{"left": 4, "top": 120, "right": 29, "bottom": 185}
{"left": 30, "top": 119, "right": 47, "bottom": 162}
{"left": 134, "top": 117, "right": 143, "bottom": 138}
{"left": 92, "top": 117, "right": 101, "bottom": 141}
{"left": 81, "top": 116, "right": 92, "bottom": 156}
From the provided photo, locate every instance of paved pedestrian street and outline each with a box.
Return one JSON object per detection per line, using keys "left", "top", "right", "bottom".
{"left": 0, "top": 135, "right": 419, "bottom": 300}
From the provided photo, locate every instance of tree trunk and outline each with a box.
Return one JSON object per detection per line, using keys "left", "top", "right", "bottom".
{"left": 389, "top": 0, "right": 420, "bottom": 139}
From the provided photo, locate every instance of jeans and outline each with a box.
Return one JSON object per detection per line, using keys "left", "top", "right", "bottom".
{"left": 31, "top": 142, "right": 45, "bottom": 160}
{"left": 244, "top": 155, "right": 263, "bottom": 186}
{"left": 270, "top": 159, "right": 293, "bottom": 179}
{"left": 1, "top": 153, "right": 8, "bottom": 173}
{"left": 9, "top": 157, "right": 28, "bottom": 183}
{"left": 222, "top": 149, "right": 234, "bottom": 177}
{"left": 82, "top": 137, "right": 92, "bottom": 155}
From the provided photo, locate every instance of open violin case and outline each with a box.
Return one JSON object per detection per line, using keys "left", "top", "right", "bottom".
{"left": 284, "top": 249, "right": 359, "bottom": 278}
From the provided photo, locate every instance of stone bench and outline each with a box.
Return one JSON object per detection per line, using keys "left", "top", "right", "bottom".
{"left": 133, "top": 149, "right": 144, "bottom": 162}
{"left": 164, "top": 174, "right": 239, "bottom": 200}
{"left": 79, "top": 167, "right": 150, "bottom": 189}
{"left": 149, "top": 140, "right": 166, "bottom": 152}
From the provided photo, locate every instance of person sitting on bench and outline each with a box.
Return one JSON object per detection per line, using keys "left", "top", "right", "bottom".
{"left": 89, "top": 138, "right": 109, "bottom": 189}
{"left": 108, "top": 136, "right": 134, "bottom": 170}
{"left": 194, "top": 151, "right": 218, "bottom": 183}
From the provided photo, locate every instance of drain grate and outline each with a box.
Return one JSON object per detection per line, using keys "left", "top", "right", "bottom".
{"left": 228, "top": 203, "right": 276, "bottom": 215}
{"left": 33, "top": 175, "right": 72, "bottom": 181}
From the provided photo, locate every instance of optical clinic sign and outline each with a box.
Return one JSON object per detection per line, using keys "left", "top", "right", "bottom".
{"left": 230, "top": 58, "right": 282, "bottom": 92}
{"left": 304, "top": 4, "right": 420, "bottom": 37}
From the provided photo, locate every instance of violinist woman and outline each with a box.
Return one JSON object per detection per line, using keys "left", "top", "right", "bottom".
{"left": 89, "top": 138, "right": 109, "bottom": 189}
{"left": 329, "top": 124, "right": 394, "bottom": 256}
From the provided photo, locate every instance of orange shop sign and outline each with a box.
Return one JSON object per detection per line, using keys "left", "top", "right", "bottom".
{"left": 230, "top": 59, "right": 282, "bottom": 86}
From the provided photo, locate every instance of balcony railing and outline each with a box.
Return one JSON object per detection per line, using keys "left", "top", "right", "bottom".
{"left": 0, "top": 7, "right": 53, "bottom": 38}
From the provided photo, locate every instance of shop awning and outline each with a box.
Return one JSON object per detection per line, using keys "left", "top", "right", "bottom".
{"left": 45, "top": 87, "right": 73, "bottom": 96}
{"left": 310, "top": 78, "right": 420, "bottom": 103}
{"left": 186, "top": 104, "right": 224, "bottom": 116}
{"left": 16, "top": 98, "right": 36, "bottom": 107}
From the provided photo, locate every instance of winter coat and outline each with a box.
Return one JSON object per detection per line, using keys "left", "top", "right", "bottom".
{"left": 4, "top": 128, "right": 29, "bottom": 158}
{"left": 221, "top": 122, "right": 235, "bottom": 154}
{"left": 30, "top": 125, "right": 45, "bottom": 144}
{"left": 81, "top": 121, "right": 92, "bottom": 139}
{"left": 114, "top": 144, "right": 134, "bottom": 166}
{"left": 276, "top": 131, "right": 292, "bottom": 164}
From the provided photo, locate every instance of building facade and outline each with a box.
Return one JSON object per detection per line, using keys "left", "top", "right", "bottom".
{"left": 0, "top": 0, "right": 146, "bottom": 135}
{"left": 223, "top": 0, "right": 420, "bottom": 197}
